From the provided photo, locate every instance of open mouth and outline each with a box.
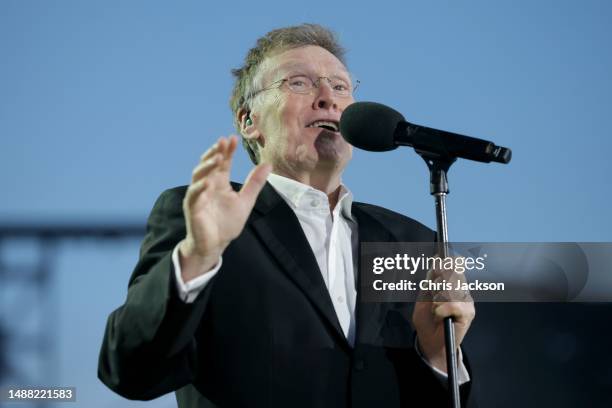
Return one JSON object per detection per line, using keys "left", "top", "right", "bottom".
{"left": 306, "top": 120, "right": 339, "bottom": 132}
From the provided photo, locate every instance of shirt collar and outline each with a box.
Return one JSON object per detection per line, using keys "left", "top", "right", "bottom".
{"left": 267, "top": 173, "right": 354, "bottom": 220}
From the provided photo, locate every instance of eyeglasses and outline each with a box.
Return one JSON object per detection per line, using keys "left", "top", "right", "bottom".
{"left": 247, "top": 74, "right": 360, "bottom": 101}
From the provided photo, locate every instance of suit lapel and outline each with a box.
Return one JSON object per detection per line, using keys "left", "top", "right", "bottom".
{"left": 352, "top": 204, "right": 395, "bottom": 345}
{"left": 249, "top": 183, "right": 348, "bottom": 346}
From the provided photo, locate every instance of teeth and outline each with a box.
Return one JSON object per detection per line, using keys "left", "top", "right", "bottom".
{"left": 307, "top": 120, "right": 338, "bottom": 131}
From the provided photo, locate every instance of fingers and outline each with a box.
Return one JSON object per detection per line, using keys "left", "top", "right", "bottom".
{"left": 239, "top": 163, "right": 272, "bottom": 204}
{"left": 192, "top": 154, "right": 222, "bottom": 183}
{"left": 219, "top": 136, "right": 238, "bottom": 172}
{"left": 426, "top": 257, "right": 465, "bottom": 281}
{"left": 422, "top": 258, "right": 475, "bottom": 323}
{"left": 186, "top": 136, "right": 238, "bottom": 208}
{"left": 425, "top": 257, "right": 472, "bottom": 303}
{"left": 430, "top": 259, "right": 474, "bottom": 321}
{"left": 198, "top": 135, "right": 234, "bottom": 160}
{"left": 185, "top": 178, "right": 207, "bottom": 209}
{"left": 199, "top": 140, "right": 220, "bottom": 162}
{"left": 187, "top": 135, "right": 269, "bottom": 210}
{"left": 432, "top": 301, "right": 475, "bottom": 324}
{"left": 192, "top": 136, "right": 238, "bottom": 183}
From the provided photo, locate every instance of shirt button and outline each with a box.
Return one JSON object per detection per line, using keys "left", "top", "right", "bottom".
{"left": 311, "top": 199, "right": 320, "bottom": 207}
{"left": 337, "top": 296, "right": 344, "bottom": 303}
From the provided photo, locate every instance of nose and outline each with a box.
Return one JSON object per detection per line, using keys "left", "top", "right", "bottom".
{"left": 312, "top": 78, "right": 338, "bottom": 111}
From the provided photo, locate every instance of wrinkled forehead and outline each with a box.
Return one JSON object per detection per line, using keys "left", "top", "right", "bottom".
{"left": 256, "top": 46, "right": 349, "bottom": 84}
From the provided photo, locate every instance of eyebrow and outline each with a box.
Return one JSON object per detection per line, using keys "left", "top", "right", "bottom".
{"left": 270, "top": 62, "right": 349, "bottom": 79}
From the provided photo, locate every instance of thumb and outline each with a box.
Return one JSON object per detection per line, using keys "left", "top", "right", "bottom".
{"left": 239, "top": 163, "right": 272, "bottom": 205}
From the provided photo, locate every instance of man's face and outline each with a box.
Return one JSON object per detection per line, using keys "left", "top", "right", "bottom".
{"left": 251, "top": 45, "right": 354, "bottom": 176}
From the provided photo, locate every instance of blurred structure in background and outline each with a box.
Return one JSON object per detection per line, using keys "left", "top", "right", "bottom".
{"left": 0, "top": 223, "right": 144, "bottom": 408}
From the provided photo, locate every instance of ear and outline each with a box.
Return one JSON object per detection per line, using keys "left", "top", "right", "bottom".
{"left": 238, "top": 108, "right": 264, "bottom": 147}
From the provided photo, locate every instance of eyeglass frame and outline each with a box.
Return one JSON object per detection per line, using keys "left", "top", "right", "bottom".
{"left": 245, "top": 73, "right": 360, "bottom": 103}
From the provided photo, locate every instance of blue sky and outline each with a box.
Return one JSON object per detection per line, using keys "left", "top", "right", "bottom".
{"left": 1, "top": 0, "right": 611, "bottom": 406}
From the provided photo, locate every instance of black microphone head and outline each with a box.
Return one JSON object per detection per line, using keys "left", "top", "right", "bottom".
{"left": 340, "top": 101, "right": 405, "bottom": 152}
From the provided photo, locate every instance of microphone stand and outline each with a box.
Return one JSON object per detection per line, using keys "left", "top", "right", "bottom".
{"left": 420, "top": 152, "right": 460, "bottom": 408}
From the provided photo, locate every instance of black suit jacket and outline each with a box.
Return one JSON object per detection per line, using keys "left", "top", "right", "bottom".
{"left": 98, "top": 182, "right": 475, "bottom": 407}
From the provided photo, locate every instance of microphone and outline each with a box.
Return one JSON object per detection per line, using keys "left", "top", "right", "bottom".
{"left": 339, "top": 101, "right": 512, "bottom": 164}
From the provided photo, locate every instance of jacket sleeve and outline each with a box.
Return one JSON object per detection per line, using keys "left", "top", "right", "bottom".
{"left": 98, "top": 187, "right": 214, "bottom": 400}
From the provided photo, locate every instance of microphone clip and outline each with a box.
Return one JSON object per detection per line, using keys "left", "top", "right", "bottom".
{"left": 418, "top": 151, "right": 457, "bottom": 195}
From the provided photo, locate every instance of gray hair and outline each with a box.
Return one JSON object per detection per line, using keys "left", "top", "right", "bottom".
{"left": 230, "top": 23, "right": 346, "bottom": 164}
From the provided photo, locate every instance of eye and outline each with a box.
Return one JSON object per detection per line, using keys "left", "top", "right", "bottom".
{"left": 331, "top": 78, "right": 351, "bottom": 94}
{"left": 287, "top": 75, "right": 311, "bottom": 91}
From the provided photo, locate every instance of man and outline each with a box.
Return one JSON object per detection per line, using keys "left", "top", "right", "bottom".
{"left": 99, "top": 24, "right": 476, "bottom": 407}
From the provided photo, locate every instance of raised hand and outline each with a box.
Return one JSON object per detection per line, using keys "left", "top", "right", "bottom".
{"left": 178, "top": 136, "right": 271, "bottom": 282}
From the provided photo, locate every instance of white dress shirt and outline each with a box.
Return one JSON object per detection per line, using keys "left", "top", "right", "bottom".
{"left": 171, "top": 173, "right": 469, "bottom": 384}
